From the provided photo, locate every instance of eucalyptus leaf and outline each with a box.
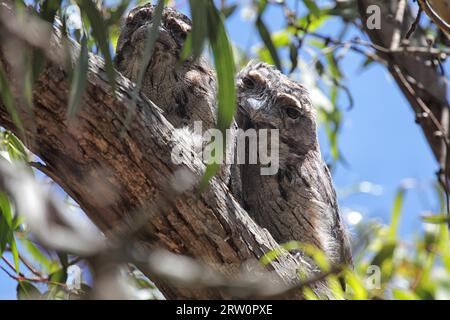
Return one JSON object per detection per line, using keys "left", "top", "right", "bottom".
{"left": 189, "top": 0, "right": 208, "bottom": 59}
{"left": 17, "top": 281, "right": 42, "bottom": 300}
{"left": 125, "top": 0, "right": 165, "bottom": 127}
{"left": 255, "top": 16, "right": 282, "bottom": 71}
{"left": 302, "top": 0, "right": 321, "bottom": 18}
{"left": 67, "top": 34, "right": 89, "bottom": 119}
{"left": 77, "top": 0, "right": 116, "bottom": 94}
{"left": 0, "top": 64, "right": 25, "bottom": 138}
{"left": 198, "top": 0, "right": 236, "bottom": 192}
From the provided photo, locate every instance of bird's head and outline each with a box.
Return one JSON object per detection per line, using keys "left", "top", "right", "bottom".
{"left": 237, "top": 62, "right": 317, "bottom": 157}
{"left": 114, "top": 4, "right": 192, "bottom": 81}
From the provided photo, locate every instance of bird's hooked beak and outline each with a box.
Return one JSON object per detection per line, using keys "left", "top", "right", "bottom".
{"left": 238, "top": 97, "right": 264, "bottom": 130}
{"left": 245, "top": 97, "right": 264, "bottom": 110}
{"left": 238, "top": 97, "right": 263, "bottom": 114}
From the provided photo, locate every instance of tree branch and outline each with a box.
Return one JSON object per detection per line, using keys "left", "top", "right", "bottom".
{"left": 357, "top": 0, "right": 450, "bottom": 183}
{"left": 0, "top": 2, "right": 306, "bottom": 299}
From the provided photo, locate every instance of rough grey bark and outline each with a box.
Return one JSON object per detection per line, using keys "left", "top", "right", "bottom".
{"left": 0, "top": 2, "right": 308, "bottom": 299}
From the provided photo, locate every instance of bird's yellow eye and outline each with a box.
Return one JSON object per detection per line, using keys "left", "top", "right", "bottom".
{"left": 285, "top": 106, "right": 301, "bottom": 119}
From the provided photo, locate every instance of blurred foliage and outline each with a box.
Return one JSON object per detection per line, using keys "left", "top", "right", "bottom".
{"left": 0, "top": 0, "right": 449, "bottom": 300}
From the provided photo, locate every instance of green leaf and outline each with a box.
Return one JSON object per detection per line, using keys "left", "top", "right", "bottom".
{"left": 57, "top": 252, "right": 69, "bottom": 270}
{"left": 77, "top": 0, "right": 116, "bottom": 94}
{"left": 0, "top": 192, "right": 18, "bottom": 270}
{"left": 359, "top": 57, "right": 375, "bottom": 70}
{"left": 0, "top": 192, "right": 13, "bottom": 227}
{"left": 344, "top": 270, "right": 368, "bottom": 300}
{"left": 198, "top": 1, "right": 236, "bottom": 192}
{"left": 371, "top": 241, "right": 396, "bottom": 267}
{"left": 389, "top": 188, "right": 405, "bottom": 239}
{"left": 325, "top": 53, "right": 342, "bottom": 80}
{"left": 255, "top": 16, "right": 282, "bottom": 71}
{"left": 297, "top": 13, "right": 329, "bottom": 32}
{"left": 0, "top": 205, "right": 12, "bottom": 256}
{"left": 392, "top": 289, "right": 420, "bottom": 300}
{"left": 289, "top": 43, "right": 298, "bottom": 73}
{"left": 303, "top": 287, "right": 319, "bottom": 300}
{"left": 0, "top": 63, "right": 25, "bottom": 138}
{"left": 17, "top": 281, "right": 42, "bottom": 300}
{"left": 67, "top": 34, "right": 89, "bottom": 119}
{"left": 106, "top": 0, "right": 132, "bottom": 26}
{"left": 302, "top": 0, "right": 321, "bottom": 18}
{"left": 23, "top": 53, "right": 36, "bottom": 109}
{"left": 422, "top": 214, "right": 450, "bottom": 224}
{"left": 49, "top": 268, "right": 68, "bottom": 283}
{"left": 10, "top": 238, "right": 20, "bottom": 272}
{"left": 39, "top": 0, "right": 62, "bottom": 24}
{"left": 125, "top": 0, "right": 165, "bottom": 126}
{"left": 19, "top": 238, "right": 56, "bottom": 274}
{"left": 5, "top": 131, "right": 28, "bottom": 161}
{"left": 134, "top": 277, "right": 156, "bottom": 289}
{"left": 207, "top": 1, "right": 236, "bottom": 132}
{"left": 260, "top": 247, "right": 286, "bottom": 266}
{"left": 282, "top": 241, "right": 331, "bottom": 271}
{"left": 257, "top": 0, "right": 268, "bottom": 14}
{"left": 221, "top": 4, "right": 238, "bottom": 18}
{"left": 189, "top": 0, "right": 208, "bottom": 59}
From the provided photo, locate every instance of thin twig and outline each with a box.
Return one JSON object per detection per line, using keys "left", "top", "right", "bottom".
{"left": 390, "top": 0, "right": 407, "bottom": 51}
{"left": 19, "top": 254, "right": 43, "bottom": 277}
{"left": 1, "top": 256, "right": 19, "bottom": 274}
{"left": 406, "top": 5, "right": 423, "bottom": 39}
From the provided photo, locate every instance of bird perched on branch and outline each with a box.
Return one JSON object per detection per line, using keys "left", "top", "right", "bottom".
{"left": 115, "top": 4, "right": 239, "bottom": 187}
{"left": 114, "top": 4, "right": 217, "bottom": 129}
{"left": 234, "top": 61, "right": 352, "bottom": 268}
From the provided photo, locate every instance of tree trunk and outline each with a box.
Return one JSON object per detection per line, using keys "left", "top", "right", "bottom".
{"left": 0, "top": 3, "right": 306, "bottom": 299}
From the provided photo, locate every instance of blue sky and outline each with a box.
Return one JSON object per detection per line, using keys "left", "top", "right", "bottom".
{"left": 0, "top": 0, "right": 448, "bottom": 299}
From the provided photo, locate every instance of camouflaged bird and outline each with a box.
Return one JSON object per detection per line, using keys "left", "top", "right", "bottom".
{"left": 114, "top": 4, "right": 216, "bottom": 129}
{"left": 114, "top": 4, "right": 240, "bottom": 186}
{"left": 234, "top": 61, "right": 352, "bottom": 268}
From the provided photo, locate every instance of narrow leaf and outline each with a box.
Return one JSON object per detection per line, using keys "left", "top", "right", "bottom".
{"left": 255, "top": 16, "right": 282, "bottom": 71}
{"left": 198, "top": 1, "right": 236, "bottom": 191}
{"left": 302, "top": 0, "right": 321, "bottom": 18}
{"left": 17, "top": 281, "right": 41, "bottom": 300}
{"left": 421, "top": 214, "right": 450, "bottom": 224}
{"left": 126, "top": 0, "right": 165, "bottom": 126}
{"left": 5, "top": 131, "right": 28, "bottom": 162}
{"left": 0, "top": 64, "right": 25, "bottom": 138}
{"left": 189, "top": 0, "right": 208, "bottom": 59}
{"left": 67, "top": 34, "right": 89, "bottom": 119}
{"left": 289, "top": 43, "right": 298, "bottom": 73}
{"left": 77, "top": 0, "right": 116, "bottom": 94}
{"left": 389, "top": 188, "right": 405, "bottom": 239}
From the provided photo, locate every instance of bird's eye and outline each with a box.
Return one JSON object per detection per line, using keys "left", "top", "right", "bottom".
{"left": 171, "top": 28, "right": 187, "bottom": 41}
{"left": 285, "top": 106, "right": 301, "bottom": 119}
{"left": 242, "top": 76, "right": 256, "bottom": 89}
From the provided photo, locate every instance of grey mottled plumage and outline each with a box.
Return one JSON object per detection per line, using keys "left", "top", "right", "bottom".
{"left": 235, "top": 62, "right": 352, "bottom": 267}
{"left": 114, "top": 4, "right": 239, "bottom": 185}
{"left": 114, "top": 4, "right": 216, "bottom": 129}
